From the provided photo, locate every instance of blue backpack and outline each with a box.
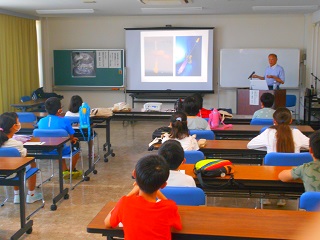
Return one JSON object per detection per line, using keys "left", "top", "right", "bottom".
{"left": 79, "top": 102, "right": 91, "bottom": 142}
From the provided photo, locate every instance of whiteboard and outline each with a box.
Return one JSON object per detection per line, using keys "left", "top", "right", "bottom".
{"left": 220, "top": 49, "right": 300, "bottom": 88}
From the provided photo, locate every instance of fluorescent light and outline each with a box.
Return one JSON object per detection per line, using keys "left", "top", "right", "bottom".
{"left": 139, "top": 0, "right": 191, "bottom": 5}
{"left": 36, "top": 9, "right": 94, "bottom": 15}
{"left": 141, "top": 7, "right": 202, "bottom": 14}
{"left": 252, "top": 5, "right": 319, "bottom": 13}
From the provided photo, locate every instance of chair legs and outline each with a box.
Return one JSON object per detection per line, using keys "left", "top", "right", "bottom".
{"left": 0, "top": 186, "right": 9, "bottom": 207}
{"left": 36, "top": 159, "right": 54, "bottom": 188}
{"left": 68, "top": 150, "right": 85, "bottom": 190}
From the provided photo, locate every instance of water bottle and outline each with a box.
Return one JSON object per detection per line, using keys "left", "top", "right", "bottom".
{"left": 273, "top": 81, "right": 277, "bottom": 90}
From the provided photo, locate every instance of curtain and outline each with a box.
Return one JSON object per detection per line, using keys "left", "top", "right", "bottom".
{"left": 0, "top": 14, "right": 39, "bottom": 113}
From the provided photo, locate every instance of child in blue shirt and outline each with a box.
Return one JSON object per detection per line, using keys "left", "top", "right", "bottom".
{"left": 37, "top": 97, "right": 81, "bottom": 179}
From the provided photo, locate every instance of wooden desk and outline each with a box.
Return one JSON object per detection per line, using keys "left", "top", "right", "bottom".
{"left": 212, "top": 124, "right": 314, "bottom": 140}
{"left": 87, "top": 201, "right": 318, "bottom": 240}
{"left": 180, "top": 164, "right": 304, "bottom": 199}
{"left": 0, "top": 157, "right": 35, "bottom": 239}
{"left": 24, "top": 137, "right": 70, "bottom": 211}
{"left": 201, "top": 139, "right": 266, "bottom": 164}
{"left": 11, "top": 99, "right": 46, "bottom": 112}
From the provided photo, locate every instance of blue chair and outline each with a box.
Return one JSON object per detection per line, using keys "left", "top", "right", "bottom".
{"left": 17, "top": 112, "right": 37, "bottom": 123}
{"left": 286, "top": 94, "right": 297, "bottom": 118}
{"left": 299, "top": 192, "right": 320, "bottom": 211}
{"left": 161, "top": 186, "right": 206, "bottom": 206}
{"left": 259, "top": 126, "right": 270, "bottom": 133}
{"left": 184, "top": 150, "right": 205, "bottom": 164}
{"left": 32, "top": 129, "right": 84, "bottom": 190}
{"left": 189, "top": 130, "right": 215, "bottom": 140}
{"left": 250, "top": 118, "right": 274, "bottom": 125}
{"left": 263, "top": 152, "right": 313, "bottom": 166}
{"left": 0, "top": 147, "right": 44, "bottom": 219}
{"left": 20, "top": 96, "right": 31, "bottom": 102}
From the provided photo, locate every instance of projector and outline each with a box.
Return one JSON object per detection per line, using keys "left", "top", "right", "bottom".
{"left": 143, "top": 102, "right": 162, "bottom": 112}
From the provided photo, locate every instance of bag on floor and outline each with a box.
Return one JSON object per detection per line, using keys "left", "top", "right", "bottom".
{"left": 194, "top": 159, "right": 235, "bottom": 189}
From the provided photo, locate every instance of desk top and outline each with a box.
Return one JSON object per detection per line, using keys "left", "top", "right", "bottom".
{"left": 87, "top": 201, "right": 318, "bottom": 240}
{"left": 203, "top": 139, "right": 250, "bottom": 150}
{"left": 212, "top": 124, "right": 314, "bottom": 133}
{"left": 0, "top": 157, "right": 34, "bottom": 175}
{"left": 180, "top": 164, "right": 301, "bottom": 182}
{"left": 11, "top": 99, "right": 46, "bottom": 108}
{"left": 24, "top": 137, "right": 70, "bottom": 149}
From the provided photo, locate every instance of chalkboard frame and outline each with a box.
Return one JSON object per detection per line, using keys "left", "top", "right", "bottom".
{"left": 53, "top": 49, "right": 125, "bottom": 90}
{"left": 219, "top": 48, "right": 301, "bottom": 89}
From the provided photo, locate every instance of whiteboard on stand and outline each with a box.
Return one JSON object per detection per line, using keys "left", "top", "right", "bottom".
{"left": 219, "top": 49, "right": 300, "bottom": 88}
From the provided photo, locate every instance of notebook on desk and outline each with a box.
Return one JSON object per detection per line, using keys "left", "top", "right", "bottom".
{"left": 250, "top": 80, "right": 269, "bottom": 90}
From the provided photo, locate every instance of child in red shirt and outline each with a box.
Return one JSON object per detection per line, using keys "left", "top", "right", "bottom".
{"left": 104, "top": 155, "right": 182, "bottom": 239}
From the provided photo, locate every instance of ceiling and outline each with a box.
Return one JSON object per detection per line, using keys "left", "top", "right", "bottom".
{"left": 0, "top": 0, "right": 320, "bottom": 18}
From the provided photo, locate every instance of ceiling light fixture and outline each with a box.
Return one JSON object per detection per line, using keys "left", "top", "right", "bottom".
{"left": 141, "top": 7, "right": 202, "bottom": 14}
{"left": 36, "top": 9, "right": 95, "bottom": 15}
{"left": 139, "top": 0, "right": 191, "bottom": 5}
{"left": 252, "top": 5, "right": 319, "bottom": 12}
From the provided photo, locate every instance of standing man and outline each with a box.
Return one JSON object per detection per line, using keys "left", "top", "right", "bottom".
{"left": 252, "top": 53, "right": 285, "bottom": 90}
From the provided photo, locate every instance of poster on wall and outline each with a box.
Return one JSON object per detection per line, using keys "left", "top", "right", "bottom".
{"left": 71, "top": 51, "right": 96, "bottom": 77}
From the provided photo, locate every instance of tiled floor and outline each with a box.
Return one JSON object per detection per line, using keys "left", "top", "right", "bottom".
{"left": 0, "top": 120, "right": 298, "bottom": 239}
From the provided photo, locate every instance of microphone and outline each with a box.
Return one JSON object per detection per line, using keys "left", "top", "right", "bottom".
{"left": 311, "top": 73, "right": 319, "bottom": 81}
{"left": 248, "top": 71, "right": 255, "bottom": 79}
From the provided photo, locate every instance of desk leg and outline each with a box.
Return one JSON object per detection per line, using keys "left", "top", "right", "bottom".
{"left": 103, "top": 118, "right": 115, "bottom": 162}
{"left": 50, "top": 147, "right": 69, "bottom": 211}
{"left": 11, "top": 168, "right": 33, "bottom": 240}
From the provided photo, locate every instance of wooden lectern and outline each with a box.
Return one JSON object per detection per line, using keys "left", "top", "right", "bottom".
{"left": 237, "top": 89, "right": 286, "bottom": 115}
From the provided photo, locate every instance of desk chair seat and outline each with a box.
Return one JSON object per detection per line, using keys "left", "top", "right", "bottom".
{"left": 17, "top": 112, "right": 37, "bottom": 123}
{"left": 299, "top": 192, "right": 320, "bottom": 211}
{"left": 20, "top": 96, "right": 31, "bottom": 102}
{"left": 263, "top": 152, "right": 313, "bottom": 166}
{"left": 32, "top": 129, "right": 84, "bottom": 190}
{"left": 184, "top": 150, "right": 205, "bottom": 164}
{"left": 250, "top": 118, "right": 274, "bottom": 125}
{"left": 0, "top": 148, "right": 44, "bottom": 220}
{"left": 189, "top": 130, "right": 215, "bottom": 140}
{"left": 161, "top": 186, "right": 206, "bottom": 206}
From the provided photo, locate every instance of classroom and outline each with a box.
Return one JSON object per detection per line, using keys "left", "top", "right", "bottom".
{"left": 1, "top": 1, "right": 320, "bottom": 239}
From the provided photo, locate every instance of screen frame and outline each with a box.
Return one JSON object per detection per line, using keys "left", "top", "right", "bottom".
{"left": 125, "top": 27, "right": 215, "bottom": 94}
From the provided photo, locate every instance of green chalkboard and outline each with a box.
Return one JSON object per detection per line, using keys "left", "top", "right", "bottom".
{"left": 53, "top": 49, "right": 124, "bottom": 89}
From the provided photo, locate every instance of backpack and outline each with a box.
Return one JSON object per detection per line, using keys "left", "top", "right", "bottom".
{"left": 151, "top": 126, "right": 172, "bottom": 139}
{"left": 79, "top": 102, "right": 91, "bottom": 142}
{"left": 208, "top": 108, "right": 220, "bottom": 129}
{"left": 194, "top": 159, "right": 235, "bottom": 189}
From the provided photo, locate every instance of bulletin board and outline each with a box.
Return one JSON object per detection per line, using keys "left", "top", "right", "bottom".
{"left": 53, "top": 49, "right": 124, "bottom": 89}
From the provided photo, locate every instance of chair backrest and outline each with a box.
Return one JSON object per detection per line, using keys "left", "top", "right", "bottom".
{"left": 189, "top": 130, "right": 215, "bottom": 140}
{"left": 0, "top": 147, "right": 20, "bottom": 157}
{"left": 286, "top": 95, "right": 297, "bottom": 108}
{"left": 184, "top": 150, "right": 205, "bottom": 164}
{"left": 263, "top": 152, "right": 313, "bottom": 166}
{"left": 16, "top": 112, "right": 37, "bottom": 123}
{"left": 161, "top": 186, "right": 206, "bottom": 206}
{"left": 64, "top": 116, "right": 80, "bottom": 124}
{"left": 250, "top": 118, "right": 274, "bottom": 125}
{"left": 20, "top": 96, "right": 31, "bottom": 102}
{"left": 33, "top": 129, "right": 69, "bottom": 137}
{"left": 299, "top": 192, "right": 320, "bottom": 211}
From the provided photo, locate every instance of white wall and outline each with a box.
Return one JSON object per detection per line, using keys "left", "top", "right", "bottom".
{"left": 41, "top": 14, "right": 313, "bottom": 113}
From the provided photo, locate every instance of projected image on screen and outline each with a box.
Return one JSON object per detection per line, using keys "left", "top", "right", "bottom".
{"left": 176, "top": 36, "right": 202, "bottom": 76}
{"left": 125, "top": 28, "right": 214, "bottom": 92}
{"left": 144, "top": 37, "right": 173, "bottom": 76}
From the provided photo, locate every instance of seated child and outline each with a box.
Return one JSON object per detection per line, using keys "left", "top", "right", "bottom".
{"left": 162, "top": 111, "right": 199, "bottom": 151}
{"left": 252, "top": 93, "right": 275, "bottom": 119}
{"left": 279, "top": 130, "right": 320, "bottom": 192}
{"left": 192, "top": 92, "right": 212, "bottom": 118}
{"left": 183, "top": 96, "right": 210, "bottom": 130}
{"left": 104, "top": 155, "right": 182, "bottom": 239}
{"left": 65, "top": 95, "right": 83, "bottom": 117}
{"left": 158, "top": 139, "right": 196, "bottom": 187}
{"left": 37, "top": 97, "right": 82, "bottom": 179}
{"left": 0, "top": 112, "right": 42, "bottom": 204}
{"left": 247, "top": 107, "right": 309, "bottom": 153}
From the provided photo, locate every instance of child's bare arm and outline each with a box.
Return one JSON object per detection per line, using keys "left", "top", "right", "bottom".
{"left": 104, "top": 211, "right": 112, "bottom": 228}
{"left": 70, "top": 134, "right": 78, "bottom": 144}
{"left": 126, "top": 182, "right": 140, "bottom": 196}
{"left": 156, "top": 190, "right": 167, "bottom": 200}
{"left": 278, "top": 169, "right": 294, "bottom": 182}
